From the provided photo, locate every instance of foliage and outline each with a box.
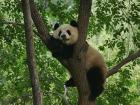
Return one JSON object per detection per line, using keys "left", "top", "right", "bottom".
{"left": 0, "top": 0, "right": 139, "bottom": 105}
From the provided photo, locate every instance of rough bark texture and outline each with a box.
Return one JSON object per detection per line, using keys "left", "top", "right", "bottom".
{"left": 29, "top": 0, "right": 49, "bottom": 44}
{"left": 21, "top": 0, "right": 42, "bottom": 105}
{"left": 68, "top": 0, "right": 95, "bottom": 105}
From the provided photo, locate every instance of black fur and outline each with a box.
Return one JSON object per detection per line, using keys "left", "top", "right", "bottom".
{"left": 70, "top": 20, "right": 78, "bottom": 27}
{"left": 65, "top": 78, "right": 76, "bottom": 87}
{"left": 50, "top": 21, "right": 105, "bottom": 101}
{"left": 53, "top": 23, "right": 60, "bottom": 30}
{"left": 65, "top": 66, "right": 105, "bottom": 101}
{"left": 48, "top": 36, "right": 74, "bottom": 59}
{"left": 87, "top": 66, "right": 105, "bottom": 101}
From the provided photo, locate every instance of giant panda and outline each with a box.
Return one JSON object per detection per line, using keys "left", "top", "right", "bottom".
{"left": 48, "top": 20, "right": 107, "bottom": 100}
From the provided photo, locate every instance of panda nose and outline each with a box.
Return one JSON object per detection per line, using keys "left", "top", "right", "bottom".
{"left": 61, "top": 34, "right": 66, "bottom": 39}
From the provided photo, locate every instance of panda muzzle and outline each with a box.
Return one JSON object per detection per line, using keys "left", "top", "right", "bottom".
{"left": 61, "top": 34, "right": 67, "bottom": 40}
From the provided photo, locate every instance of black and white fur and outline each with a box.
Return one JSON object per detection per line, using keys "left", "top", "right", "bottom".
{"left": 48, "top": 20, "right": 107, "bottom": 100}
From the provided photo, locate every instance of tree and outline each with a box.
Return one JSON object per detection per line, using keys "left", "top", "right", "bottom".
{"left": 21, "top": 0, "right": 42, "bottom": 105}
{"left": 21, "top": 0, "right": 140, "bottom": 105}
{"left": 0, "top": 0, "right": 140, "bottom": 105}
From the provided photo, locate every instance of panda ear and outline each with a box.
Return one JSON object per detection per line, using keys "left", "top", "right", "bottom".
{"left": 70, "top": 20, "right": 78, "bottom": 27}
{"left": 53, "top": 23, "right": 60, "bottom": 30}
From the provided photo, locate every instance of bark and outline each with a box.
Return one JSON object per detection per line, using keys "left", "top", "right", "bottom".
{"left": 21, "top": 0, "right": 42, "bottom": 105}
{"left": 29, "top": 0, "right": 49, "bottom": 44}
{"left": 68, "top": 0, "right": 94, "bottom": 105}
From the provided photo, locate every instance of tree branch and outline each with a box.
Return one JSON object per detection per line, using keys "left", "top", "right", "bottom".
{"left": 107, "top": 50, "right": 140, "bottom": 77}
{"left": 0, "top": 20, "right": 41, "bottom": 35}
{"left": 0, "top": 20, "right": 24, "bottom": 26}
{"left": 29, "top": 0, "right": 49, "bottom": 44}
{"left": 21, "top": 0, "right": 42, "bottom": 105}
{"left": 28, "top": 0, "right": 71, "bottom": 75}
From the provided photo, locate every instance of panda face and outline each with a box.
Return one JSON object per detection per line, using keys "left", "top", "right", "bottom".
{"left": 53, "top": 21, "right": 78, "bottom": 45}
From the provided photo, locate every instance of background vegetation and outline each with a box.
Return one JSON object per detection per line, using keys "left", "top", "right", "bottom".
{"left": 0, "top": 0, "right": 140, "bottom": 105}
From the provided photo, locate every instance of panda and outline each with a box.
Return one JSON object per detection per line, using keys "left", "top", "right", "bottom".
{"left": 48, "top": 20, "right": 107, "bottom": 100}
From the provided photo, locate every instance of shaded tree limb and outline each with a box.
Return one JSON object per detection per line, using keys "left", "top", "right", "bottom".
{"left": 21, "top": 0, "right": 42, "bottom": 105}
{"left": 29, "top": 0, "right": 49, "bottom": 44}
{"left": 0, "top": 20, "right": 41, "bottom": 36}
{"left": 0, "top": 20, "right": 24, "bottom": 26}
{"left": 107, "top": 50, "right": 140, "bottom": 77}
{"left": 28, "top": 0, "right": 71, "bottom": 78}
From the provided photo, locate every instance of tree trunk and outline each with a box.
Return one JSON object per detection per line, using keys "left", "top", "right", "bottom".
{"left": 21, "top": 0, "right": 42, "bottom": 105}
{"left": 68, "top": 0, "right": 94, "bottom": 104}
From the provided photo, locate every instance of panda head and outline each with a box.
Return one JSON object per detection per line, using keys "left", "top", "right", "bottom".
{"left": 53, "top": 20, "right": 78, "bottom": 45}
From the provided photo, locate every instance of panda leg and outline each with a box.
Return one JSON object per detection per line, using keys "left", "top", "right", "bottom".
{"left": 65, "top": 78, "right": 76, "bottom": 87}
{"left": 86, "top": 66, "right": 105, "bottom": 101}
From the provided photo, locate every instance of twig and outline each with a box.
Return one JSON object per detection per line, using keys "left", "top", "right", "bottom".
{"left": 0, "top": 20, "right": 24, "bottom": 26}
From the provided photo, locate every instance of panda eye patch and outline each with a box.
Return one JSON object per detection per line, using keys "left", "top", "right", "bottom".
{"left": 58, "top": 31, "right": 62, "bottom": 36}
{"left": 67, "top": 30, "right": 71, "bottom": 35}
